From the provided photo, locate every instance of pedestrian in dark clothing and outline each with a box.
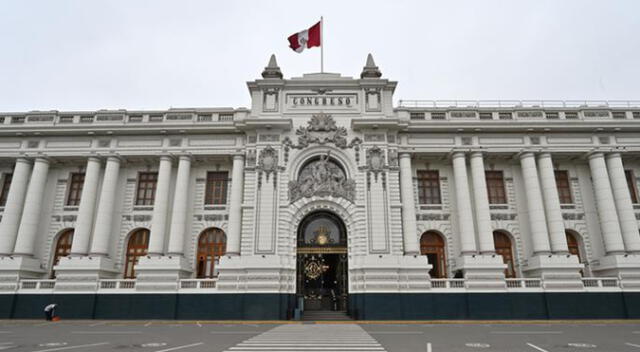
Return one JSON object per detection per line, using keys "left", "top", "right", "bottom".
{"left": 44, "top": 303, "right": 56, "bottom": 321}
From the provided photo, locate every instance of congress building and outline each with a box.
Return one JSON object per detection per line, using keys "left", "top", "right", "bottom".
{"left": 0, "top": 55, "right": 639, "bottom": 320}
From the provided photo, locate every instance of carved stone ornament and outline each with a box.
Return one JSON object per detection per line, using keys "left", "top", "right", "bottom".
{"left": 257, "top": 146, "right": 279, "bottom": 177}
{"left": 289, "top": 152, "right": 356, "bottom": 203}
{"left": 366, "top": 146, "right": 385, "bottom": 171}
{"left": 283, "top": 113, "right": 361, "bottom": 150}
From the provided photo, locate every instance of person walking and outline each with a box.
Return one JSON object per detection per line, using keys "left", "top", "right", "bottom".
{"left": 44, "top": 303, "right": 57, "bottom": 321}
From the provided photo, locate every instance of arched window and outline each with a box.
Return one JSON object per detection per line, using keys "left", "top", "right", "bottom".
{"left": 124, "top": 229, "right": 150, "bottom": 279}
{"left": 494, "top": 231, "right": 516, "bottom": 278}
{"left": 566, "top": 230, "right": 582, "bottom": 263}
{"left": 196, "top": 228, "right": 227, "bottom": 278}
{"left": 420, "top": 231, "right": 447, "bottom": 278}
{"left": 51, "top": 229, "right": 74, "bottom": 278}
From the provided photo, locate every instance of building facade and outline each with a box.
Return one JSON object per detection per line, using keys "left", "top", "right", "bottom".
{"left": 0, "top": 55, "right": 640, "bottom": 320}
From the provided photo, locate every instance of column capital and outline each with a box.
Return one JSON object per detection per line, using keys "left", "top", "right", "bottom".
{"left": 159, "top": 155, "right": 174, "bottom": 162}
{"left": 398, "top": 152, "right": 412, "bottom": 159}
{"left": 232, "top": 154, "right": 245, "bottom": 162}
{"left": 450, "top": 151, "right": 467, "bottom": 160}
{"left": 14, "top": 157, "right": 32, "bottom": 165}
{"left": 605, "top": 152, "right": 622, "bottom": 160}
{"left": 469, "top": 151, "right": 484, "bottom": 159}
{"left": 105, "top": 155, "right": 122, "bottom": 164}
{"left": 177, "top": 154, "right": 192, "bottom": 162}
{"left": 87, "top": 156, "right": 102, "bottom": 163}
{"left": 587, "top": 151, "right": 605, "bottom": 161}
{"left": 518, "top": 151, "right": 536, "bottom": 160}
{"left": 537, "top": 152, "right": 553, "bottom": 160}
{"left": 33, "top": 156, "right": 50, "bottom": 165}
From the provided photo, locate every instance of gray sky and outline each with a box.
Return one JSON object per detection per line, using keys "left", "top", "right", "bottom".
{"left": 1, "top": 0, "right": 639, "bottom": 112}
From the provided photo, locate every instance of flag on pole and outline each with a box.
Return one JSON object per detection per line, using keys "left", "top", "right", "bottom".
{"left": 288, "top": 21, "right": 321, "bottom": 53}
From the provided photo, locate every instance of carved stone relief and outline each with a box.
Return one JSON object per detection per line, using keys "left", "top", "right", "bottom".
{"left": 283, "top": 113, "right": 362, "bottom": 150}
{"left": 289, "top": 152, "right": 356, "bottom": 203}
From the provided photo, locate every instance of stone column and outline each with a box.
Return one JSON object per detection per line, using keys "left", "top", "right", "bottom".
{"left": 89, "top": 156, "right": 121, "bottom": 256}
{"left": 451, "top": 152, "right": 477, "bottom": 254}
{"left": 226, "top": 155, "right": 245, "bottom": 256}
{"left": 537, "top": 153, "right": 569, "bottom": 253}
{"left": 469, "top": 152, "right": 494, "bottom": 253}
{"left": 0, "top": 159, "right": 32, "bottom": 255}
{"left": 606, "top": 153, "right": 640, "bottom": 253}
{"left": 519, "top": 152, "right": 552, "bottom": 255}
{"left": 588, "top": 153, "right": 625, "bottom": 254}
{"left": 399, "top": 153, "right": 420, "bottom": 255}
{"left": 167, "top": 155, "right": 191, "bottom": 255}
{"left": 147, "top": 156, "right": 173, "bottom": 255}
{"left": 70, "top": 157, "right": 102, "bottom": 255}
{"left": 13, "top": 158, "right": 50, "bottom": 256}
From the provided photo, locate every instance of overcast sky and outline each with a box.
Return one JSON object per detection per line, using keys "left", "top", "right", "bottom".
{"left": 1, "top": 0, "right": 639, "bottom": 112}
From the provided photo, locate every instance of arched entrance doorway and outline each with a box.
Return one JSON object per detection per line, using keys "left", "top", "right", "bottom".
{"left": 420, "top": 231, "right": 447, "bottom": 278}
{"left": 297, "top": 211, "right": 348, "bottom": 312}
{"left": 493, "top": 231, "right": 516, "bottom": 278}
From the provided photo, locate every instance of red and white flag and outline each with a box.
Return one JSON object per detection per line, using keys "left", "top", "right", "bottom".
{"left": 288, "top": 21, "right": 321, "bottom": 53}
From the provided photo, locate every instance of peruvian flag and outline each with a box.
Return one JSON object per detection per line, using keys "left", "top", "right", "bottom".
{"left": 288, "top": 21, "right": 321, "bottom": 53}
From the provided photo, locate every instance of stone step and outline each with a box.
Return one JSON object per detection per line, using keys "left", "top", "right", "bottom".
{"left": 302, "top": 310, "right": 352, "bottom": 321}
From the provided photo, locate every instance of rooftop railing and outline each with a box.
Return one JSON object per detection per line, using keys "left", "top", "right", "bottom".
{"left": 398, "top": 100, "right": 640, "bottom": 109}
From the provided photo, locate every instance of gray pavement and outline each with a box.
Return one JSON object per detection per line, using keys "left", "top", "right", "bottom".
{"left": 0, "top": 320, "right": 639, "bottom": 352}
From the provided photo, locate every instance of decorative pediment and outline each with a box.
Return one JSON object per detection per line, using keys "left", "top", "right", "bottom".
{"left": 283, "top": 113, "right": 362, "bottom": 150}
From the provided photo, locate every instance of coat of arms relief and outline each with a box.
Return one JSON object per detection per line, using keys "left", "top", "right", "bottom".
{"left": 285, "top": 113, "right": 360, "bottom": 203}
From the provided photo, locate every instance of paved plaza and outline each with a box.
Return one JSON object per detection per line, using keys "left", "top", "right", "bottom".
{"left": 0, "top": 320, "right": 639, "bottom": 351}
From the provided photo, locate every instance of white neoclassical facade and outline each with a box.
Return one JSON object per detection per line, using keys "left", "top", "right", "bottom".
{"left": 0, "top": 55, "right": 640, "bottom": 319}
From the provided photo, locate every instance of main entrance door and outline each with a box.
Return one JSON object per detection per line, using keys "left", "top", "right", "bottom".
{"left": 297, "top": 211, "right": 348, "bottom": 312}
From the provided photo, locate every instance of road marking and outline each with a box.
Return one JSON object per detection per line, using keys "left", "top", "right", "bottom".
{"left": 426, "top": 342, "right": 431, "bottom": 352}
{"left": 38, "top": 343, "right": 67, "bottom": 347}
{"left": 145, "top": 321, "right": 153, "bottom": 327}
{"left": 0, "top": 331, "right": 12, "bottom": 334}
{"left": 31, "top": 342, "right": 109, "bottom": 352}
{"left": 368, "top": 331, "right": 423, "bottom": 334}
{"left": 568, "top": 343, "right": 596, "bottom": 348}
{"left": 526, "top": 343, "right": 550, "bottom": 352}
{"left": 88, "top": 321, "right": 106, "bottom": 327}
{"left": 142, "top": 343, "right": 167, "bottom": 347}
{"left": 211, "top": 331, "right": 264, "bottom": 334}
{"left": 0, "top": 346, "right": 16, "bottom": 351}
{"left": 492, "top": 331, "right": 562, "bottom": 334}
{"left": 33, "top": 322, "right": 51, "bottom": 327}
{"left": 71, "top": 331, "right": 142, "bottom": 334}
{"left": 626, "top": 343, "right": 640, "bottom": 348}
{"left": 154, "top": 342, "right": 204, "bottom": 352}
{"left": 196, "top": 321, "right": 202, "bottom": 327}
{"left": 465, "top": 343, "right": 490, "bottom": 348}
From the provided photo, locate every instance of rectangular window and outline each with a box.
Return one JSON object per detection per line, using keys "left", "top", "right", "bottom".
{"left": 626, "top": 170, "right": 639, "bottom": 204}
{"left": 0, "top": 173, "right": 12, "bottom": 206}
{"left": 564, "top": 111, "right": 578, "bottom": 119}
{"left": 416, "top": 170, "right": 441, "bottom": 205}
{"left": 498, "top": 112, "right": 513, "bottom": 120}
{"left": 135, "top": 172, "right": 158, "bottom": 206}
{"left": 479, "top": 112, "right": 493, "bottom": 120}
{"left": 205, "top": 171, "right": 229, "bottom": 205}
{"left": 431, "top": 112, "right": 446, "bottom": 120}
{"left": 410, "top": 112, "right": 425, "bottom": 120}
{"left": 555, "top": 170, "right": 573, "bottom": 204}
{"left": 612, "top": 111, "right": 626, "bottom": 119}
{"left": 546, "top": 112, "right": 559, "bottom": 119}
{"left": 66, "top": 173, "right": 85, "bottom": 206}
{"left": 485, "top": 170, "right": 507, "bottom": 204}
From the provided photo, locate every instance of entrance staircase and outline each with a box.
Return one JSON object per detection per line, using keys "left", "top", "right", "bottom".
{"left": 301, "top": 310, "right": 352, "bottom": 321}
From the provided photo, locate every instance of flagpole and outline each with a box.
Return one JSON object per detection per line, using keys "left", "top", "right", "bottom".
{"left": 320, "top": 16, "right": 324, "bottom": 73}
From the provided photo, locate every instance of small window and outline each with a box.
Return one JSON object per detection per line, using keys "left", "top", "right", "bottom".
{"left": 205, "top": 172, "right": 228, "bottom": 205}
{"left": 546, "top": 112, "right": 559, "bottom": 119}
{"left": 612, "top": 111, "right": 626, "bottom": 119}
{"left": 66, "top": 173, "right": 85, "bottom": 206}
{"left": 431, "top": 112, "right": 446, "bottom": 120}
{"left": 499, "top": 112, "right": 513, "bottom": 120}
{"left": 79, "top": 115, "right": 94, "bottom": 123}
{"left": 11, "top": 116, "right": 25, "bottom": 124}
{"left": 486, "top": 170, "right": 507, "bottom": 204}
{"left": 410, "top": 112, "right": 425, "bottom": 120}
{"left": 59, "top": 115, "right": 74, "bottom": 123}
{"left": 149, "top": 115, "right": 164, "bottom": 122}
{"left": 565, "top": 112, "right": 578, "bottom": 119}
{"left": 625, "top": 170, "right": 639, "bottom": 204}
{"left": 633, "top": 112, "right": 640, "bottom": 119}
{"left": 128, "top": 115, "right": 143, "bottom": 122}
{"left": 555, "top": 170, "right": 572, "bottom": 204}
{"left": 417, "top": 170, "right": 441, "bottom": 205}
{"left": 0, "top": 173, "right": 12, "bottom": 206}
{"left": 135, "top": 172, "right": 158, "bottom": 206}
{"left": 479, "top": 112, "right": 493, "bottom": 120}
{"left": 218, "top": 114, "right": 234, "bottom": 121}
{"left": 197, "top": 114, "right": 213, "bottom": 122}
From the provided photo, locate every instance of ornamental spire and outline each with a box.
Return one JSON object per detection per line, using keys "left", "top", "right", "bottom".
{"left": 261, "top": 54, "right": 283, "bottom": 79}
{"left": 360, "top": 53, "right": 382, "bottom": 79}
